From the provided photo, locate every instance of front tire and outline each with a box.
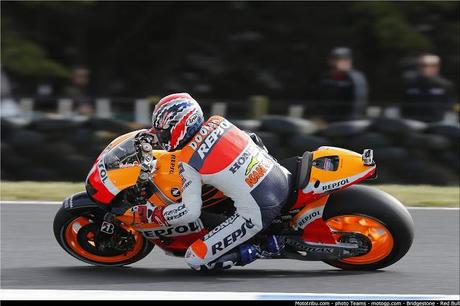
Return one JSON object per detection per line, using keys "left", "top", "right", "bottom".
{"left": 53, "top": 206, "right": 154, "bottom": 267}
{"left": 322, "top": 185, "right": 414, "bottom": 270}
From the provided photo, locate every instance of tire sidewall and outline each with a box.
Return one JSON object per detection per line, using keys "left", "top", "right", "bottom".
{"left": 322, "top": 185, "right": 415, "bottom": 270}
{"left": 53, "top": 206, "right": 154, "bottom": 267}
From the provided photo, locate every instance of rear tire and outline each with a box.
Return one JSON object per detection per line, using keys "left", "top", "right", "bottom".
{"left": 53, "top": 206, "right": 154, "bottom": 267}
{"left": 322, "top": 185, "right": 414, "bottom": 270}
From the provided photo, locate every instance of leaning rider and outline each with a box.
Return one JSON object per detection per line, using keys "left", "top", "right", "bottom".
{"left": 146, "top": 93, "right": 291, "bottom": 270}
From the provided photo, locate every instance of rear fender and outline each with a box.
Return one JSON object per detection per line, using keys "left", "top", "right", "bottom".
{"left": 290, "top": 196, "right": 336, "bottom": 244}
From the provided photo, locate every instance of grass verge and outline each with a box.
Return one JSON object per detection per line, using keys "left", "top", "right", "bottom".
{"left": 0, "top": 181, "right": 458, "bottom": 207}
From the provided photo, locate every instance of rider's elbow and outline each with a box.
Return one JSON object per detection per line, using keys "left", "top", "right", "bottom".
{"left": 185, "top": 207, "right": 201, "bottom": 223}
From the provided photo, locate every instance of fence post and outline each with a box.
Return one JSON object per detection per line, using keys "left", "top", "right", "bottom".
{"left": 135, "top": 99, "right": 151, "bottom": 124}
{"left": 57, "top": 98, "right": 73, "bottom": 118}
{"left": 19, "top": 98, "right": 34, "bottom": 121}
{"left": 287, "top": 105, "right": 304, "bottom": 118}
{"left": 366, "top": 106, "right": 382, "bottom": 118}
{"left": 383, "top": 106, "right": 401, "bottom": 119}
{"left": 210, "top": 102, "right": 227, "bottom": 116}
{"left": 250, "top": 95, "right": 269, "bottom": 119}
{"left": 95, "top": 98, "right": 112, "bottom": 119}
{"left": 442, "top": 111, "right": 459, "bottom": 124}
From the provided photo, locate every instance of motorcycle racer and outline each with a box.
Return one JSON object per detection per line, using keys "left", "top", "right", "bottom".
{"left": 147, "top": 93, "right": 291, "bottom": 270}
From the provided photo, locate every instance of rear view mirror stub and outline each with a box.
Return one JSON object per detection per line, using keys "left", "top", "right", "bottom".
{"left": 362, "top": 149, "right": 375, "bottom": 166}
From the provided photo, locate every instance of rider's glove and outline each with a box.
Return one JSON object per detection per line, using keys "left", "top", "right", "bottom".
{"left": 135, "top": 129, "right": 159, "bottom": 148}
{"left": 134, "top": 204, "right": 169, "bottom": 227}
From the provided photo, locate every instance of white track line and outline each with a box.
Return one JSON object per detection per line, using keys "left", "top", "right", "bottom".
{"left": 0, "top": 289, "right": 458, "bottom": 300}
{"left": 0, "top": 200, "right": 61, "bottom": 205}
{"left": 406, "top": 206, "right": 459, "bottom": 210}
{"left": 0, "top": 200, "right": 459, "bottom": 210}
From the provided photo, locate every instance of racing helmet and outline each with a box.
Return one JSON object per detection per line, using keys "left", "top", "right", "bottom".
{"left": 151, "top": 93, "right": 204, "bottom": 151}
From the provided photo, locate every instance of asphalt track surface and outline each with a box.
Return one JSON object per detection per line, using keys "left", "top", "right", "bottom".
{"left": 1, "top": 203, "right": 459, "bottom": 295}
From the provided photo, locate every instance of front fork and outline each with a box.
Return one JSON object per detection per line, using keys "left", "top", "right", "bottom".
{"left": 95, "top": 212, "right": 136, "bottom": 252}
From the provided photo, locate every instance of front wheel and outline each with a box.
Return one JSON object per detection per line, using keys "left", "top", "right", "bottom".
{"left": 322, "top": 185, "right": 414, "bottom": 270}
{"left": 53, "top": 206, "right": 154, "bottom": 266}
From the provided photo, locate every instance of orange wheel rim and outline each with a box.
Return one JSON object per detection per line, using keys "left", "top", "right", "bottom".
{"left": 326, "top": 215, "right": 394, "bottom": 265}
{"left": 64, "top": 216, "right": 144, "bottom": 264}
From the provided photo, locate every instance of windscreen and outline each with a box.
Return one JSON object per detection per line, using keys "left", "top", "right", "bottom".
{"left": 104, "top": 138, "right": 140, "bottom": 170}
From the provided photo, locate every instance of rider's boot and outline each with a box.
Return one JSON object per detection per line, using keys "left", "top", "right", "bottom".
{"left": 211, "top": 235, "right": 285, "bottom": 269}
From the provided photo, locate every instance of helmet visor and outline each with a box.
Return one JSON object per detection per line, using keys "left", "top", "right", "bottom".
{"left": 155, "top": 127, "right": 171, "bottom": 150}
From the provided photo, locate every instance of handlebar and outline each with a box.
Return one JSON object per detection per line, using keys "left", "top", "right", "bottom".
{"left": 134, "top": 132, "right": 157, "bottom": 182}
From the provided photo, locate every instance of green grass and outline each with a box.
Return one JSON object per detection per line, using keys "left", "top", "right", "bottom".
{"left": 371, "top": 184, "right": 459, "bottom": 207}
{"left": 0, "top": 181, "right": 84, "bottom": 201}
{"left": 0, "top": 181, "right": 458, "bottom": 207}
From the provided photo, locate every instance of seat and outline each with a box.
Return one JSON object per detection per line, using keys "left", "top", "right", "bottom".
{"left": 279, "top": 151, "right": 313, "bottom": 214}
{"left": 279, "top": 151, "right": 312, "bottom": 190}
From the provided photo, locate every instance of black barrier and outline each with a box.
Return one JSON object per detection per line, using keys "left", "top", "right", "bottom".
{"left": 2, "top": 115, "right": 458, "bottom": 185}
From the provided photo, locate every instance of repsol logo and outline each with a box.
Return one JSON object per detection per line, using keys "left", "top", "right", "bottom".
{"left": 98, "top": 159, "right": 108, "bottom": 184}
{"left": 141, "top": 221, "right": 203, "bottom": 239}
{"left": 188, "top": 119, "right": 231, "bottom": 159}
{"left": 211, "top": 218, "right": 255, "bottom": 255}
{"left": 169, "top": 154, "right": 176, "bottom": 174}
{"left": 229, "top": 146, "right": 255, "bottom": 174}
{"left": 321, "top": 179, "right": 349, "bottom": 191}
{"left": 296, "top": 209, "right": 322, "bottom": 229}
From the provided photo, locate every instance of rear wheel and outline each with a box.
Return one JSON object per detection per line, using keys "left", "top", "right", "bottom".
{"left": 53, "top": 206, "right": 154, "bottom": 266}
{"left": 322, "top": 185, "right": 414, "bottom": 270}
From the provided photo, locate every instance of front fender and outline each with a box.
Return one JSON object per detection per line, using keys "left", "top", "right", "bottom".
{"left": 62, "top": 191, "right": 104, "bottom": 213}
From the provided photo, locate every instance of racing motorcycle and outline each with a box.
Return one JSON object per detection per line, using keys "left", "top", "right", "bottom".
{"left": 53, "top": 130, "right": 414, "bottom": 270}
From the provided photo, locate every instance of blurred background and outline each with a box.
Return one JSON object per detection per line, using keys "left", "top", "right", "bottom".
{"left": 1, "top": 1, "right": 459, "bottom": 185}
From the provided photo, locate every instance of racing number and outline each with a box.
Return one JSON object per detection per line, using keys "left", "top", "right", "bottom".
{"left": 100, "top": 221, "right": 115, "bottom": 234}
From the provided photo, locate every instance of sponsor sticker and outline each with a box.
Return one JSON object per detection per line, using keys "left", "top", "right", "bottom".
{"left": 321, "top": 179, "right": 349, "bottom": 192}
{"left": 98, "top": 159, "right": 109, "bottom": 184}
{"left": 171, "top": 187, "right": 181, "bottom": 197}
{"left": 140, "top": 221, "right": 204, "bottom": 239}
{"left": 210, "top": 218, "right": 255, "bottom": 255}
{"left": 188, "top": 119, "right": 231, "bottom": 159}
{"left": 228, "top": 146, "right": 256, "bottom": 174}
{"left": 245, "top": 156, "right": 272, "bottom": 188}
{"left": 169, "top": 155, "right": 176, "bottom": 174}
{"left": 100, "top": 221, "right": 115, "bottom": 234}
{"left": 204, "top": 213, "right": 240, "bottom": 240}
{"left": 294, "top": 206, "right": 324, "bottom": 230}
{"left": 164, "top": 203, "right": 187, "bottom": 222}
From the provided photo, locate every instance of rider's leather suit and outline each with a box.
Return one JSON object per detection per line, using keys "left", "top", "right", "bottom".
{"left": 158, "top": 116, "right": 291, "bottom": 269}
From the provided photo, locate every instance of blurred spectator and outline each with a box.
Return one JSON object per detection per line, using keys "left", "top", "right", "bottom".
{"left": 63, "top": 67, "right": 93, "bottom": 115}
{"left": 402, "top": 54, "right": 455, "bottom": 122}
{"left": 315, "top": 47, "right": 368, "bottom": 121}
{"left": 1, "top": 69, "right": 21, "bottom": 118}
